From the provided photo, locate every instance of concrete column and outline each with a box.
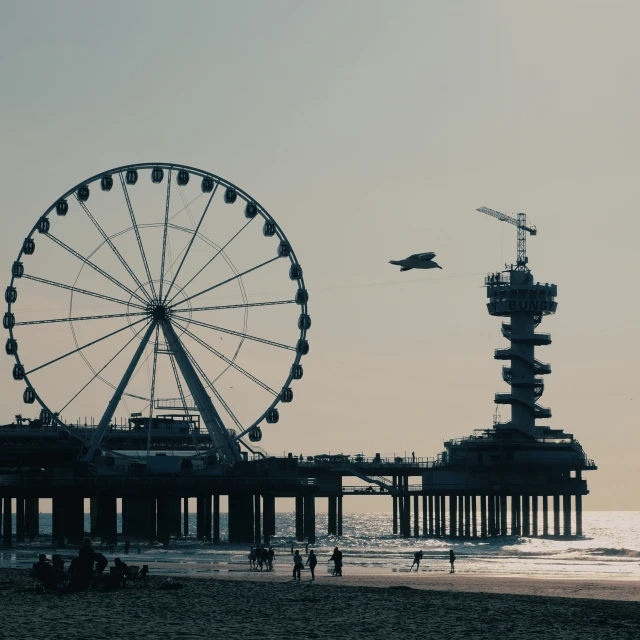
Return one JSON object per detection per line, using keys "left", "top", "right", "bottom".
{"left": 543, "top": 495, "right": 549, "bottom": 536}
{"left": 402, "top": 477, "right": 410, "bottom": 537}
{"left": 254, "top": 494, "right": 261, "bottom": 545}
{"left": 515, "top": 495, "right": 522, "bottom": 535}
{"left": 488, "top": 494, "right": 495, "bottom": 537}
{"left": 303, "top": 494, "right": 316, "bottom": 544}
{"left": 204, "top": 496, "right": 212, "bottom": 542}
{"left": 90, "top": 495, "right": 117, "bottom": 544}
{"left": 183, "top": 497, "right": 189, "bottom": 538}
{"left": 494, "top": 496, "right": 500, "bottom": 536}
{"left": 328, "top": 496, "right": 337, "bottom": 535}
{"left": 52, "top": 496, "right": 66, "bottom": 546}
{"left": 228, "top": 493, "right": 254, "bottom": 543}
{"left": 471, "top": 496, "right": 477, "bottom": 538}
{"left": 510, "top": 495, "right": 517, "bottom": 535}
{"left": 563, "top": 495, "right": 572, "bottom": 537}
{"left": 15, "top": 498, "right": 25, "bottom": 543}
{"left": 213, "top": 494, "right": 221, "bottom": 543}
{"left": 422, "top": 494, "right": 427, "bottom": 537}
{"left": 553, "top": 495, "right": 560, "bottom": 536}
{"left": 522, "top": 495, "right": 530, "bottom": 536}
{"left": 158, "top": 496, "right": 182, "bottom": 542}
{"left": 500, "top": 495, "right": 507, "bottom": 537}
{"left": 458, "top": 496, "right": 464, "bottom": 537}
{"left": 439, "top": 495, "right": 446, "bottom": 536}
{"left": 449, "top": 495, "right": 457, "bottom": 538}
{"left": 413, "top": 494, "right": 419, "bottom": 537}
{"left": 123, "top": 496, "right": 155, "bottom": 539}
{"left": 532, "top": 496, "right": 538, "bottom": 536}
{"left": 337, "top": 495, "right": 343, "bottom": 536}
{"left": 575, "top": 494, "right": 583, "bottom": 536}
{"left": 25, "top": 497, "right": 39, "bottom": 540}
{"left": 464, "top": 496, "right": 471, "bottom": 538}
{"left": 428, "top": 495, "right": 434, "bottom": 536}
{"left": 434, "top": 494, "right": 441, "bottom": 536}
{"left": 295, "top": 495, "right": 304, "bottom": 541}
{"left": 392, "top": 476, "right": 398, "bottom": 535}
{"left": 480, "top": 495, "right": 487, "bottom": 538}
{"left": 3, "top": 497, "right": 12, "bottom": 547}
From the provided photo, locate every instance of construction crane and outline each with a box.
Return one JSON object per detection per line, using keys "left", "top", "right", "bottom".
{"left": 476, "top": 206, "right": 537, "bottom": 270}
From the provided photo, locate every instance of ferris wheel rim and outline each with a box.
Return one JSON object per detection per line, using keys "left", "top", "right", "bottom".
{"left": 5, "top": 162, "right": 309, "bottom": 460}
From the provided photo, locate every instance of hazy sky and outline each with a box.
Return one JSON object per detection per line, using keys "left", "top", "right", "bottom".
{"left": 1, "top": 0, "right": 639, "bottom": 512}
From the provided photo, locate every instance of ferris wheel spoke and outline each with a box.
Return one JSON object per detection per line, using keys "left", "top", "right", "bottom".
{"left": 45, "top": 233, "right": 149, "bottom": 306}
{"left": 22, "top": 274, "right": 148, "bottom": 311}
{"left": 57, "top": 320, "right": 151, "bottom": 413}
{"left": 157, "top": 170, "right": 172, "bottom": 303}
{"left": 146, "top": 324, "right": 161, "bottom": 456}
{"left": 26, "top": 316, "right": 148, "bottom": 375}
{"left": 177, "top": 322, "right": 278, "bottom": 395}
{"left": 179, "top": 337, "right": 243, "bottom": 432}
{"left": 166, "top": 218, "right": 255, "bottom": 306}
{"left": 171, "top": 315, "right": 296, "bottom": 351}
{"left": 83, "top": 319, "right": 157, "bottom": 461}
{"left": 172, "top": 300, "right": 296, "bottom": 314}
{"left": 14, "top": 311, "right": 149, "bottom": 326}
{"left": 119, "top": 173, "right": 157, "bottom": 301}
{"left": 162, "top": 184, "right": 218, "bottom": 305}
{"left": 74, "top": 195, "right": 153, "bottom": 303}
{"left": 170, "top": 256, "right": 280, "bottom": 308}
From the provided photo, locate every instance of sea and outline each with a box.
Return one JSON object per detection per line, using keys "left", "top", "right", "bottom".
{"left": 1, "top": 511, "right": 639, "bottom": 579}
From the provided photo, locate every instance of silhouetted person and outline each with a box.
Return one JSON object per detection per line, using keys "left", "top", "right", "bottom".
{"left": 290, "top": 541, "right": 294, "bottom": 555}
{"left": 329, "top": 547, "right": 343, "bottom": 576}
{"left": 124, "top": 540, "right": 131, "bottom": 555}
{"left": 261, "top": 546, "right": 268, "bottom": 570}
{"left": 93, "top": 552, "right": 108, "bottom": 576}
{"left": 113, "top": 557, "right": 131, "bottom": 587}
{"left": 249, "top": 546, "right": 256, "bottom": 569}
{"left": 292, "top": 550, "right": 304, "bottom": 581}
{"left": 267, "top": 546, "right": 275, "bottom": 571}
{"left": 411, "top": 550, "right": 423, "bottom": 571}
{"left": 449, "top": 549, "right": 456, "bottom": 573}
{"left": 307, "top": 550, "right": 317, "bottom": 580}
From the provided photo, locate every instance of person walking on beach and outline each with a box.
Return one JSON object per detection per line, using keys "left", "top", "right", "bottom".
{"left": 449, "top": 549, "right": 456, "bottom": 573}
{"left": 124, "top": 539, "right": 131, "bottom": 555}
{"left": 307, "top": 550, "right": 317, "bottom": 580}
{"left": 329, "top": 547, "right": 343, "bottom": 576}
{"left": 267, "top": 546, "right": 275, "bottom": 571}
{"left": 292, "top": 550, "right": 304, "bottom": 581}
{"left": 249, "top": 546, "right": 257, "bottom": 570}
{"left": 411, "top": 550, "right": 423, "bottom": 571}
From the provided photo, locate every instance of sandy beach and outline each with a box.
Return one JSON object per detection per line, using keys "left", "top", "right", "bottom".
{"left": 1, "top": 567, "right": 639, "bottom": 640}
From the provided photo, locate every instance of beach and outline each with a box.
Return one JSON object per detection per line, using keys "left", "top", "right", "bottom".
{"left": 1, "top": 567, "right": 639, "bottom": 640}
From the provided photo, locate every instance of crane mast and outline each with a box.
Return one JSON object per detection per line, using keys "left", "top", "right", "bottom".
{"left": 476, "top": 206, "right": 537, "bottom": 270}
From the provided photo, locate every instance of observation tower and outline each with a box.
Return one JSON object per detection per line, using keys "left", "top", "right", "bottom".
{"left": 421, "top": 207, "right": 596, "bottom": 539}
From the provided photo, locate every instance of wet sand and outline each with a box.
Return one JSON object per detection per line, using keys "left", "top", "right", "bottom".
{"left": 1, "top": 567, "right": 640, "bottom": 639}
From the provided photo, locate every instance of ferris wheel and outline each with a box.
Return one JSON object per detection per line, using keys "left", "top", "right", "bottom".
{"left": 4, "top": 163, "right": 309, "bottom": 463}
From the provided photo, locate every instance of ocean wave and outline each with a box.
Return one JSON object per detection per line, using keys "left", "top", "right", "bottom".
{"left": 587, "top": 547, "right": 640, "bottom": 557}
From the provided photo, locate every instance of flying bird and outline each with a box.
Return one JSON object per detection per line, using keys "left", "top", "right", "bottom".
{"left": 389, "top": 252, "right": 442, "bottom": 272}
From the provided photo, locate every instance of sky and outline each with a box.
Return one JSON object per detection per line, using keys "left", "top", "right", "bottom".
{"left": 0, "top": 0, "right": 638, "bottom": 512}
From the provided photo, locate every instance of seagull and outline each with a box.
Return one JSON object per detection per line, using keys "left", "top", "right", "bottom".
{"left": 389, "top": 252, "right": 442, "bottom": 272}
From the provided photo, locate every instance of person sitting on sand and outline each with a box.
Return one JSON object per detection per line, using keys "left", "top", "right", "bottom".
{"left": 411, "top": 550, "right": 423, "bottom": 571}
{"left": 329, "top": 547, "right": 343, "bottom": 576}
{"left": 267, "top": 546, "right": 275, "bottom": 571}
{"left": 93, "top": 552, "right": 108, "bottom": 576}
{"left": 31, "top": 554, "right": 53, "bottom": 586}
{"left": 449, "top": 549, "right": 456, "bottom": 574}
{"left": 292, "top": 550, "right": 304, "bottom": 581}
{"left": 111, "top": 557, "right": 131, "bottom": 587}
{"left": 307, "top": 550, "right": 317, "bottom": 581}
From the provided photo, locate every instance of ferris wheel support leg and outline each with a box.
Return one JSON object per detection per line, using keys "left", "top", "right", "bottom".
{"left": 160, "top": 320, "right": 242, "bottom": 464}
{"left": 82, "top": 320, "right": 157, "bottom": 462}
